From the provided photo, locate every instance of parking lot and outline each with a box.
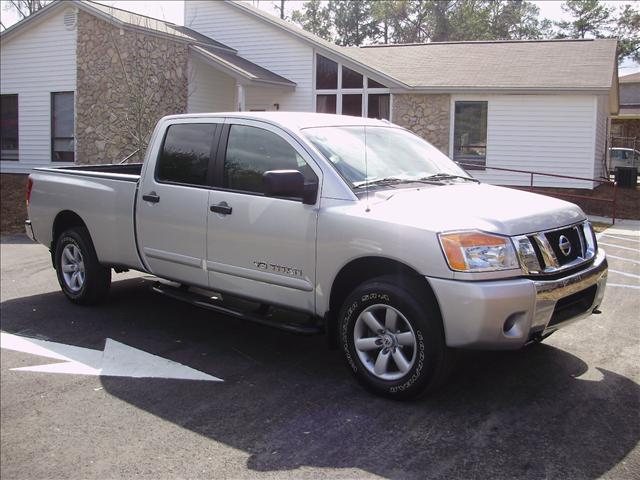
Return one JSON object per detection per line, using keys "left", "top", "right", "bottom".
{"left": 1, "top": 227, "right": 638, "bottom": 479}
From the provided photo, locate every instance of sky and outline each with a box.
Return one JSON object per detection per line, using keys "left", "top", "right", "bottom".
{"left": 0, "top": 0, "right": 637, "bottom": 74}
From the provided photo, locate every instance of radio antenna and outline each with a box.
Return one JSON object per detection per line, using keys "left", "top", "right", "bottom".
{"left": 364, "top": 126, "right": 370, "bottom": 213}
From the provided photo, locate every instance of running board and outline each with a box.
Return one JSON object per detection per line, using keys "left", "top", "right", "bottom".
{"left": 151, "top": 282, "right": 321, "bottom": 335}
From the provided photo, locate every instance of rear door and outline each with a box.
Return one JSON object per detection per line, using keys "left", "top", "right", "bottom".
{"left": 205, "top": 120, "right": 321, "bottom": 313}
{"left": 136, "top": 120, "right": 221, "bottom": 288}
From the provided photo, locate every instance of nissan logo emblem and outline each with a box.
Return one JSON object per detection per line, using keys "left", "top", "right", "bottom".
{"left": 558, "top": 235, "right": 572, "bottom": 256}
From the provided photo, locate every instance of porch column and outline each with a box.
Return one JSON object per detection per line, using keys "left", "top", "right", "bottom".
{"left": 237, "top": 83, "right": 246, "bottom": 111}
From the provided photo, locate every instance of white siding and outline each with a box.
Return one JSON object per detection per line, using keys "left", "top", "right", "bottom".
{"left": 1, "top": 7, "right": 77, "bottom": 173}
{"left": 593, "top": 94, "right": 609, "bottom": 179}
{"left": 187, "top": 56, "right": 237, "bottom": 113}
{"left": 185, "top": 1, "right": 313, "bottom": 112}
{"left": 450, "top": 94, "right": 597, "bottom": 188}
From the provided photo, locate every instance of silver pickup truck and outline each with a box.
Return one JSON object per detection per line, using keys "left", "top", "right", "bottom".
{"left": 26, "top": 112, "right": 607, "bottom": 399}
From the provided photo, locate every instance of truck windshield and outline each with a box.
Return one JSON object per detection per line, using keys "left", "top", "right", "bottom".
{"left": 302, "top": 126, "right": 472, "bottom": 188}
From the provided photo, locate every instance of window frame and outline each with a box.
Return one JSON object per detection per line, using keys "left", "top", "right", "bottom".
{"left": 313, "top": 53, "right": 391, "bottom": 119}
{"left": 0, "top": 94, "right": 19, "bottom": 161}
{"left": 154, "top": 122, "right": 221, "bottom": 189}
{"left": 51, "top": 91, "right": 75, "bottom": 163}
{"left": 449, "top": 98, "right": 489, "bottom": 170}
{"left": 213, "top": 121, "right": 320, "bottom": 202}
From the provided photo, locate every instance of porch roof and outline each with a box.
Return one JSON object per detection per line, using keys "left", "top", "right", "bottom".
{"left": 191, "top": 46, "right": 296, "bottom": 89}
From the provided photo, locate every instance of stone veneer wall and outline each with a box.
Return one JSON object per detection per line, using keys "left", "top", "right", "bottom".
{"left": 392, "top": 94, "right": 451, "bottom": 154}
{"left": 76, "top": 11, "right": 188, "bottom": 164}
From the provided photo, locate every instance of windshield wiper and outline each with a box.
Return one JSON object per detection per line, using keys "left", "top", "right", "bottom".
{"left": 354, "top": 177, "right": 447, "bottom": 189}
{"left": 353, "top": 177, "right": 411, "bottom": 188}
{"left": 420, "top": 173, "right": 480, "bottom": 183}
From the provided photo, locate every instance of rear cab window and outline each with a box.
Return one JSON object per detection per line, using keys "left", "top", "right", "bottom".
{"left": 156, "top": 123, "right": 217, "bottom": 186}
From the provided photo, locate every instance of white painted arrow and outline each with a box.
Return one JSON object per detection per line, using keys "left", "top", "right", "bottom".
{"left": 0, "top": 332, "right": 222, "bottom": 382}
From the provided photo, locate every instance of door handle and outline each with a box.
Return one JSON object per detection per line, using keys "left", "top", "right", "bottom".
{"left": 142, "top": 192, "right": 160, "bottom": 203}
{"left": 210, "top": 202, "right": 232, "bottom": 215}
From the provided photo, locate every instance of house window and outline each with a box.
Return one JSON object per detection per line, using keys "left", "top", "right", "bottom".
{"left": 314, "top": 54, "right": 390, "bottom": 120}
{"left": 316, "top": 94, "right": 336, "bottom": 114}
{"left": 51, "top": 92, "right": 75, "bottom": 162}
{"left": 453, "top": 101, "right": 487, "bottom": 168}
{"left": 1, "top": 95, "right": 19, "bottom": 161}
{"left": 316, "top": 55, "right": 338, "bottom": 89}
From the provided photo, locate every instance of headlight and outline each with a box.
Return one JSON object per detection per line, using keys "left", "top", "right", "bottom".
{"left": 438, "top": 231, "right": 520, "bottom": 272}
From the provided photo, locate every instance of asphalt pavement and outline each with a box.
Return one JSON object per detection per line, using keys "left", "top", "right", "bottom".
{"left": 1, "top": 230, "right": 639, "bottom": 479}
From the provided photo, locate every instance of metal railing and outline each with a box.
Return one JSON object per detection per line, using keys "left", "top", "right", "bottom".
{"left": 456, "top": 162, "right": 618, "bottom": 224}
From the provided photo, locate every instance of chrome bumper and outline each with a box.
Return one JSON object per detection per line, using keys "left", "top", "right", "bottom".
{"left": 25, "top": 220, "right": 36, "bottom": 242}
{"left": 429, "top": 250, "right": 608, "bottom": 349}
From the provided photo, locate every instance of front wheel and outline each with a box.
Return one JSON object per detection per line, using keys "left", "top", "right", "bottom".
{"left": 339, "top": 275, "right": 453, "bottom": 399}
{"left": 55, "top": 227, "right": 111, "bottom": 305}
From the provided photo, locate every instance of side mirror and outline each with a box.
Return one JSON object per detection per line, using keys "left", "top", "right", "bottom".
{"left": 263, "top": 170, "right": 318, "bottom": 205}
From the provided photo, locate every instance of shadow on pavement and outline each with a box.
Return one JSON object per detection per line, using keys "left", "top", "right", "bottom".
{"left": 0, "top": 234, "right": 35, "bottom": 245}
{"left": 1, "top": 277, "right": 639, "bottom": 479}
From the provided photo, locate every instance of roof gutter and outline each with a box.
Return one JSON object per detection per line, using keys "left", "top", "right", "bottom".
{"left": 389, "top": 86, "right": 615, "bottom": 95}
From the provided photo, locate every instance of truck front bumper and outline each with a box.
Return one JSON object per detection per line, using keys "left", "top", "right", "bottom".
{"left": 428, "top": 250, "right": 608, "bottom": 349}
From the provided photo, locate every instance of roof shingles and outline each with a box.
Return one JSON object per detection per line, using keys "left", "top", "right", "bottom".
{"left": 343, "top": 39, "right": 618, "bottom": 90}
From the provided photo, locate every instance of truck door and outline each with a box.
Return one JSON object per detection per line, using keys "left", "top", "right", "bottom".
{"left": 136, "top": 120, "right": 221, "bottom": 288}
{"left": 206, "top": 121, "right": 321, "bottom": 313}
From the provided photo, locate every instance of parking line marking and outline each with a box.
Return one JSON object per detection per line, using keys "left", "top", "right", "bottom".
{"left": 601, "top": 234, "right": 640, "bottom": 244}
{"left": 606, "top": 254, "right": 640, "bottom": 265}
{"left": 609, "top": 269, "right": 640, "bottom": 279}
{"left": 607, "top": 283, "right": 640, "bottom": 290}
{"left": 599, "top": 242, "right": 640, "bottom": 253}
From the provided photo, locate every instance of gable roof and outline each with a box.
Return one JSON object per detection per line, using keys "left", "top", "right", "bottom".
{"left": 620, "top": 72, "right": 640, "bottom": 84}
{"left": 191, "top": 45, "right": 296, "bottom": 87}
{"left": 1, "top": 0, "right": 295, "bottom": 88}
{"left": 225, "top": 1, "right": 617, "bottom": 94}
{"left": 224, "top": 0, "right": 407, "bottom": 88}
{"left": 1, "top": 0, "right": 235, "bottom": 51}
{"left": 344, "top": 39, "right": 618, "bottom": 92}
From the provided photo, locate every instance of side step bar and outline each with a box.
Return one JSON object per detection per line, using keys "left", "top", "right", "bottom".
{"left": 151, "top": 282, "right": 322, "bottom": 335}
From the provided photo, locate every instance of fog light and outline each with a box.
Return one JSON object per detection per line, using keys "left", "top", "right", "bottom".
{"left": 503, "top": 312, "right": 526, "bottom": 338}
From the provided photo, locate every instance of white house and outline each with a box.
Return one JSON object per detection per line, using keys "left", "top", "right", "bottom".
{"left": 1, "top": 0, "right": 619, "bottom": 189}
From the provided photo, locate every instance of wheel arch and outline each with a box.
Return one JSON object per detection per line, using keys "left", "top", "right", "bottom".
{"left": 326, "top": 256, "right": 442, "bottom": 348}
{"left": 51, "top": 210, "right": 89, "bottom": 264}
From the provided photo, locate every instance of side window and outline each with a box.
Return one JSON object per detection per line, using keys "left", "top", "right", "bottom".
{"left": 224, "top": 125, "right": 316, "bottom": 194}
{"left": 157, "top": 123, "right": 216, "bottom": 186}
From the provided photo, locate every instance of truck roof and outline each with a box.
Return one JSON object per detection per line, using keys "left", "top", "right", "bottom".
{"left": 160, "top": 112, "right": 395, "bottom": 132}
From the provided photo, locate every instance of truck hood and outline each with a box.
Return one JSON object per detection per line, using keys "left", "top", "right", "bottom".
{"left": 366, "top": 183, "right": 586, "bottom": 236}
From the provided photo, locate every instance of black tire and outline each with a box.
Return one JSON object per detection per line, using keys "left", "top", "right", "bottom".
{"left": 339, "top": 275, "right": 454, "bottom": 400}
{"left": 54, "top": 227, "right": 111, "bottom": 305}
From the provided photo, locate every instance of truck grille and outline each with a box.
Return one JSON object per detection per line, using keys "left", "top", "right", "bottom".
{"left": 514, "top": 222, "right": 597, "bottom": 276}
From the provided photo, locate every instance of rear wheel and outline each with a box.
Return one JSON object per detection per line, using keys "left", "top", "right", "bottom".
{"left": 55, "top": 227, "right": 111, "bottom": 305}
{"left": 339, "top": 275, "right": 453, "bottom": 399}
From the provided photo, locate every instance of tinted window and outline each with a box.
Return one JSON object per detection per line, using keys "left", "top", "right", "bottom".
{"left": 157, "top": 123, "right": 216, "bottom": 185}
{"left": 224, "top": 125, "right": 315, "bottom": 194}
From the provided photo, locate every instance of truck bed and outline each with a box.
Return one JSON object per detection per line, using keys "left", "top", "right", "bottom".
{"left": 28, "top": 163, "right": 145, "bottom": 271}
